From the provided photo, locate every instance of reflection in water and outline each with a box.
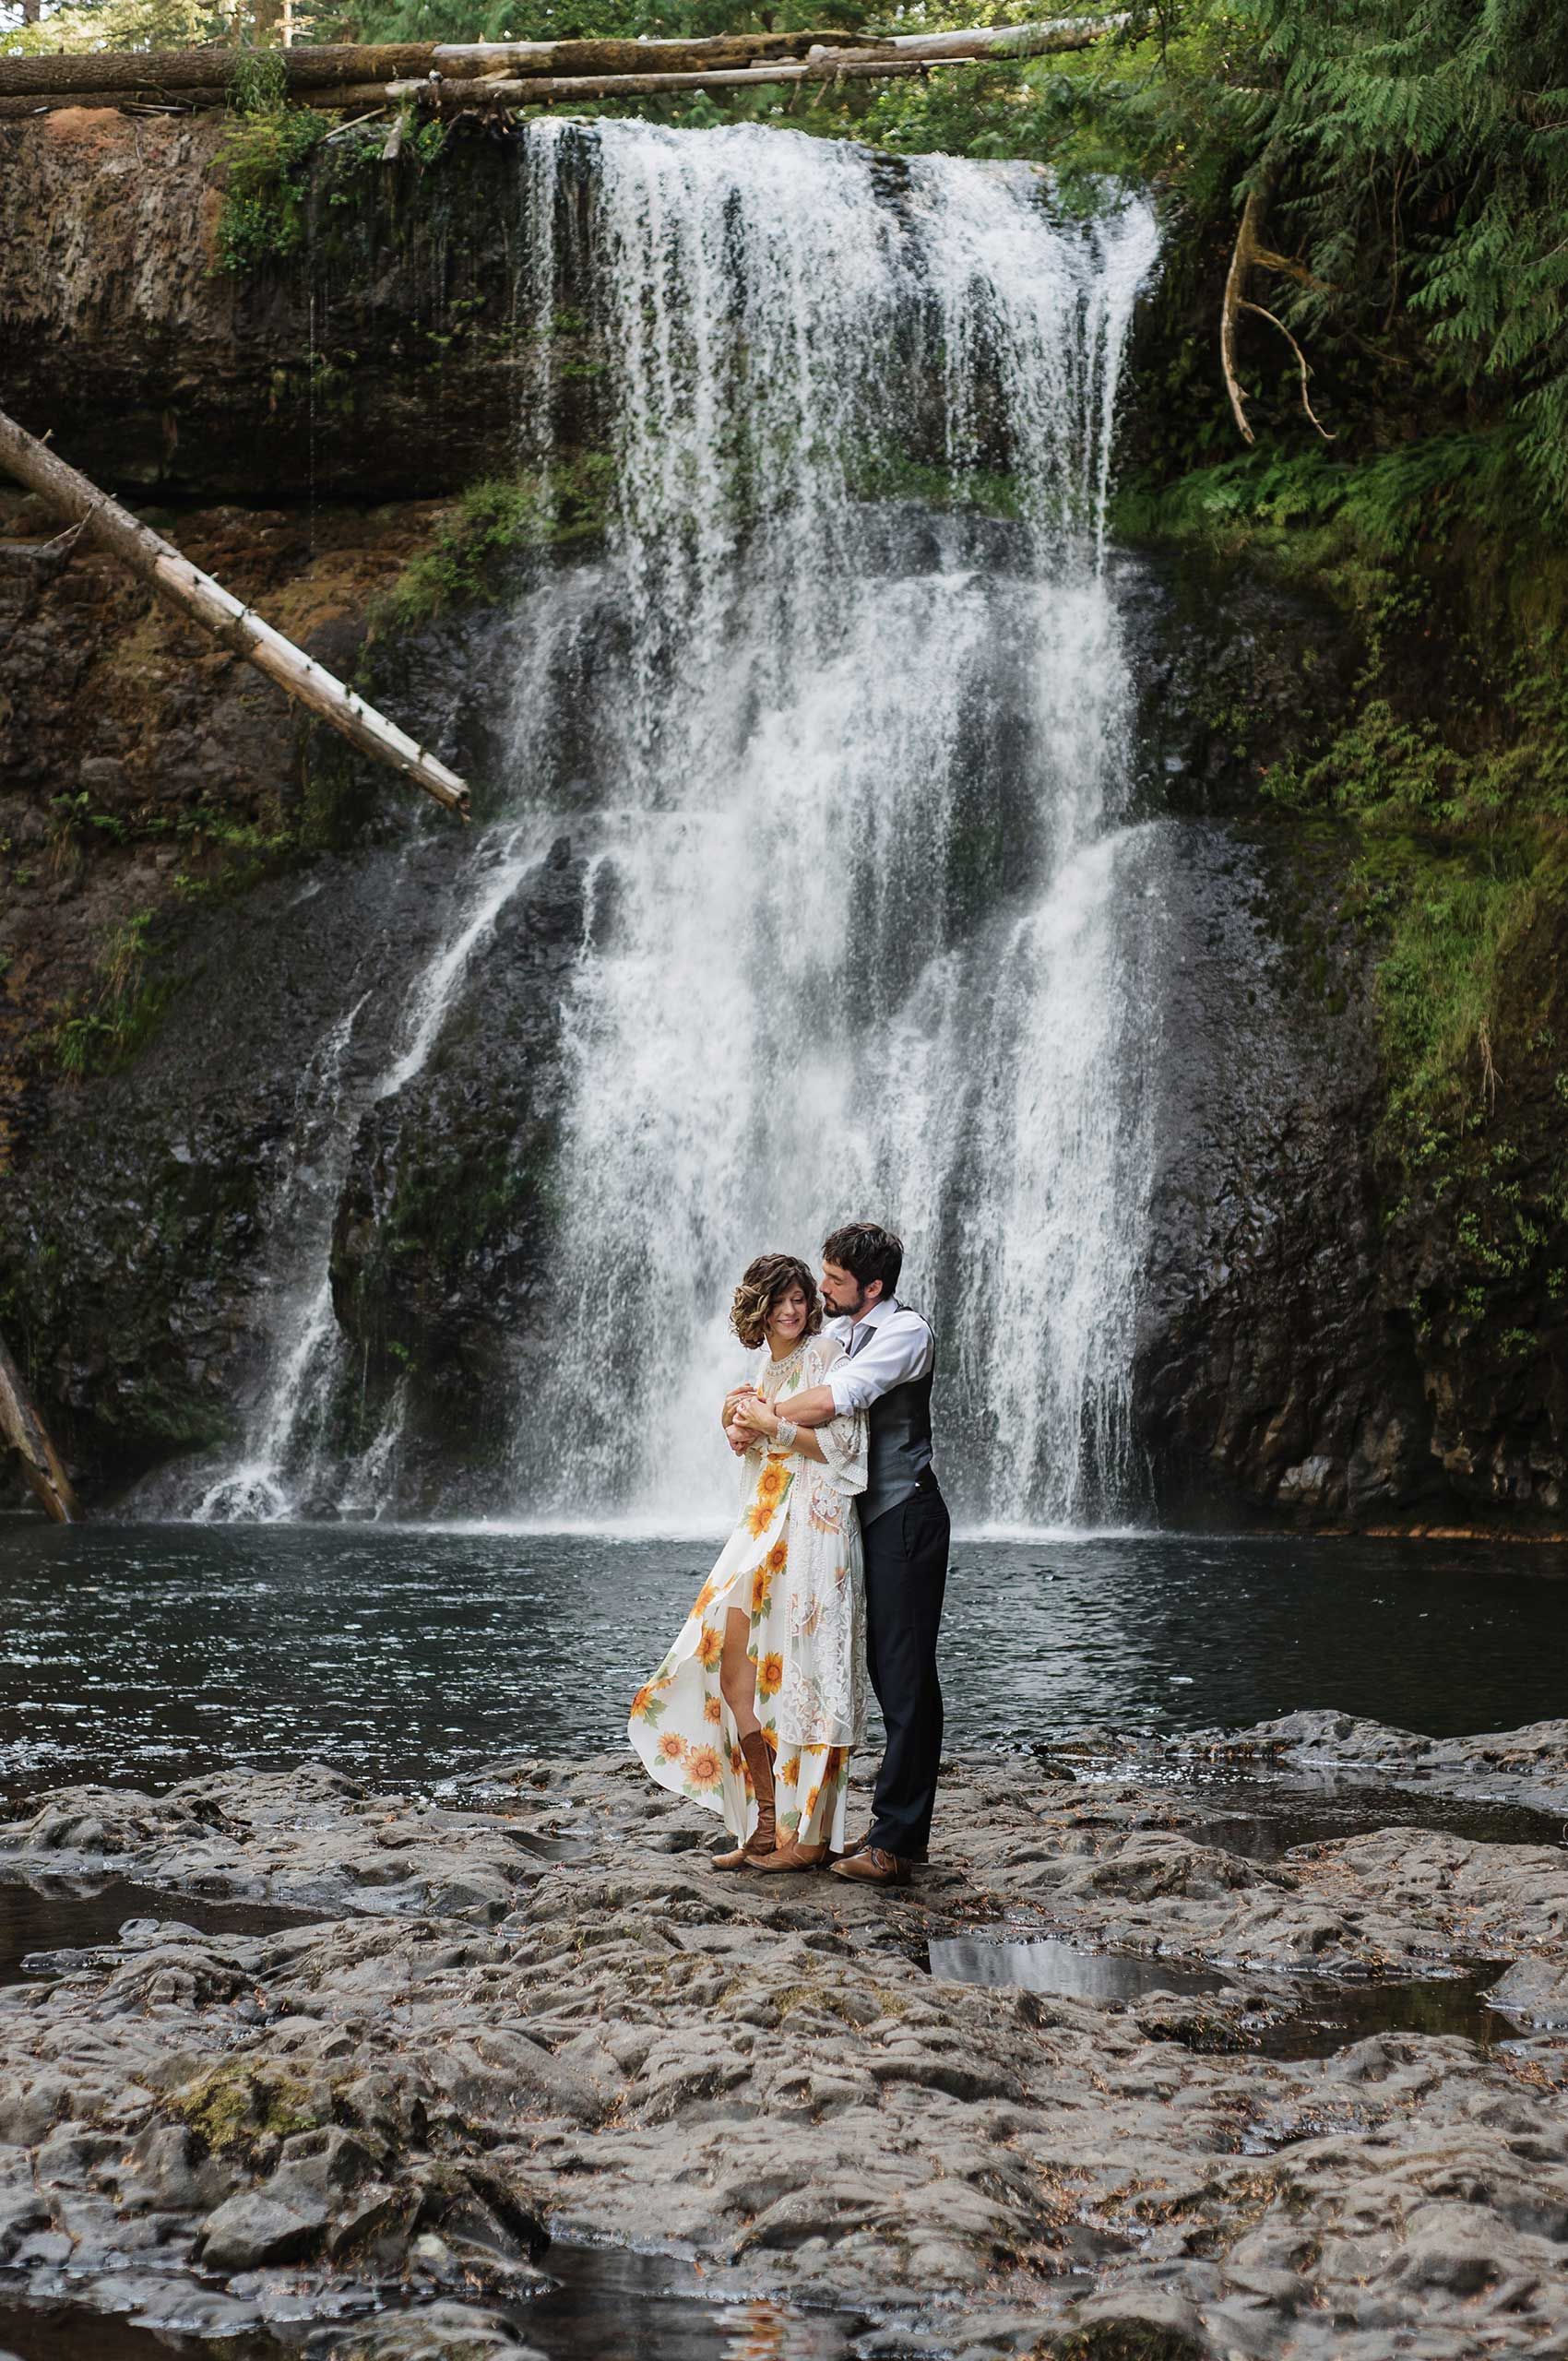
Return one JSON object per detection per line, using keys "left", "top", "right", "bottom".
{"left": 927, "top": 1933, "right": 1225, "bottom": 2002}
{"left": 0, "top": 1521, "right": 1563, "bottom": 1797}
{"left": 0, "top": 2243, "right": 862, "bottom": 2361}
{"left": 1246, "top": 1971, "right": 1522, "bottom": 2061}
{"left": 0, "top": 1877, "right": 322, "bottom": 1986}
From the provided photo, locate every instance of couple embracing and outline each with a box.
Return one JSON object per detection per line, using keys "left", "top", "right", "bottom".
{"left": 629, "top": 1222, "right": 950, "bottom": 1888}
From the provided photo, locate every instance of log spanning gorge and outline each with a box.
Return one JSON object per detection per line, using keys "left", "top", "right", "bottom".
{"left": 172, "top": 122, "right": 1161, "bottom": 1532}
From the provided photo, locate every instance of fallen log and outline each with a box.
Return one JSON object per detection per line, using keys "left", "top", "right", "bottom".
{"left": 0, "top": 1326, "right": 78, "bottom": 1524}
{"left": 0, "top": 407, "right": 469, "bottom": 819}
{"left": 389, "top": 25, "right": 1127, "bottom": 108}
{"left": 0, "top": 15, "right": 1123, "bottom": 112}
{"left": 384, "top": 56, "right": 937, "bottom": 106}
{"left": 0, "top": 28, "right": 879, "bottom": 98}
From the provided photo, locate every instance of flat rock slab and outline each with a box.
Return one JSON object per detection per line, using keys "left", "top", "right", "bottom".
{"left": 0, "top": 1726, "right": 1562, "bottom": 2357}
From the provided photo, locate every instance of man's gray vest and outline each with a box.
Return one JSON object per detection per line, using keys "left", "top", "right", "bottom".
{"left": 852, "top": 1311, "right": 936, "bottom": 1528}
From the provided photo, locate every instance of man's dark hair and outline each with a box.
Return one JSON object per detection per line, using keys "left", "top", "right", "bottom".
{"left": 822, "top": 1221, "right": 903, "bottom": 1299}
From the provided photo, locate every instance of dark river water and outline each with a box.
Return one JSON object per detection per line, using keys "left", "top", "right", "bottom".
{"left": 2, "top": 1521, "right": 1564, "bottom": 1799}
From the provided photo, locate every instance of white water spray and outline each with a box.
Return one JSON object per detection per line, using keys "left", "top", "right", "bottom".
{"left": 512, "top": 123, "right": 1160, "bottom": 1528}
{"left": 191, "top": 123, "right": 1161, "bottom": 1532}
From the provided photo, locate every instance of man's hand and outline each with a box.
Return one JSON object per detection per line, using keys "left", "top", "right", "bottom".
{"left": 722, "top": 1383, "right": 759, "bottom": 1430}
{"left": 724, "top": 1417, "right": 752, "bottom": 1457}
{"left": 732, "top": 1395, "right": 778, "bottom": 1442}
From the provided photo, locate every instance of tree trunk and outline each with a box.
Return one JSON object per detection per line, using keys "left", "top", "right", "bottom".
{"left": 0, "top": 30, "right": 868, "bottom": 97}
{"left": 0, "top": 1328, "right": 78, "bottom": 1525}
{"left": 0, "top": 407, "right": 470, "bottom": 819}
{"left": 0, "top": 16, "right": 1122, "bottom": 102}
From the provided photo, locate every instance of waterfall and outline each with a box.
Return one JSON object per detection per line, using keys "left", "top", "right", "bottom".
{"left": 181, "top": 121, "right": 1160, "bottom": 1533}
{"left": 510, "top": 123, "right": 1160, "bottom": 1531}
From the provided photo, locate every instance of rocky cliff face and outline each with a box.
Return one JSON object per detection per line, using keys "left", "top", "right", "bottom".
{"left": 0, "top": 111, "right": 1561, "bottom": 1526}
{"left": 0, "top": 108, "right": 597, "bottom": 497}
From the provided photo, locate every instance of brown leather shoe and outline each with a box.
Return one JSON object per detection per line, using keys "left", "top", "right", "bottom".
{"left": 752, "top": 1837, "right": 830, "bottom": 1873}
{"left": 713, "top": 1730, "right": 776, "bottom": 1870}
{"left": 828, "top": 1846, "right": 912, "bottom": 1886}
{"left": 838, "top": 1830, "right": 928, "bottom": 1866}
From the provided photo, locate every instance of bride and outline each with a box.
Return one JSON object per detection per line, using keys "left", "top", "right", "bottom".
{"left": 629, "top": 1252, "right": 868, "bottom": 1870}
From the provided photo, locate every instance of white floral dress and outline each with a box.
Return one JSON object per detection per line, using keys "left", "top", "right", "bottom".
{"left": 629, "top": 1334, "right": 868, "bottom": 1850}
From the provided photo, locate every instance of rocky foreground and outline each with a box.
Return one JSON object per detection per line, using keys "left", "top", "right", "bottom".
{"left": 0, "top": 1714, "right": 1564, "bottom": 2360}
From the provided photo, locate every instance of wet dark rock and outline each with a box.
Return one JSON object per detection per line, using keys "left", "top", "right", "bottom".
{"left": 1120, "top": 549, "right": 1568, "bottom": 1528}
{"left": 0, "top": 114, "right": 603, "bottom": 503}
{"left": 327, "top": 848, "right": 590, "bottom": 1506}
{"left": 198, "top": 2184, "right": 329, "bottom": 2269}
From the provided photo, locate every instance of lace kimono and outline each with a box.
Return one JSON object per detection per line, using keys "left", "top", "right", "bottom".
{"left": 629, "top": 1334, "right": 868, "bottom": 1850}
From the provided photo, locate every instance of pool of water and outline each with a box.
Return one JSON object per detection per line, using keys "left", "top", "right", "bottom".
{"left": 0, "top": 1876, "right": 327, "bottom": 1986}
{"left": 926, "top": 1932, "right": 1227, "bottom": 2002}
{"left": 923, "top": 1931, "right": 1532, "bottom": 2061}
{"left": 0, "top": 2240, "right": 862, "bottom": 2360}
{"left": 1, "top": 1522, "right": 1564, "bottom": 1798}
{"left": 1242, "top": 1969, "right": 1524, "bottom": 2060}
{"left": 1188, "top": 1785, "right": 1565, "bottom": 1860}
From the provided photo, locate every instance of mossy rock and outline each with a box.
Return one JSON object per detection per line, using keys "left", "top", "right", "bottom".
{"left": 171, "top": 2062, "right": 327, "bottom": 2160}
{"left": 1045, "top": 2323, "right": 1208, "bottom": 2361}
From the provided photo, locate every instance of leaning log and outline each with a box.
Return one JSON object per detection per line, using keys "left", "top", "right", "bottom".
{"left": 0, "top": 1327, "right": 78, "bottom": 1524}
{"left": 0, "top": 408, "right": 469, "bottom": 819}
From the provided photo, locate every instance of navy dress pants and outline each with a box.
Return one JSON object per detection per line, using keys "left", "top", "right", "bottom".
{"left": 861, "top": 1478, "right": 951, "bottom": 1858}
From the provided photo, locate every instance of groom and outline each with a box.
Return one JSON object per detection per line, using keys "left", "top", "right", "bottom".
{"left": 727, "top": 1221, "right": 951, "bottom": 1888}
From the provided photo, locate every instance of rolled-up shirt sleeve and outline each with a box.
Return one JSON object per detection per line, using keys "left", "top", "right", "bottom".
{"left": 827, "top": 1315, "right": 933, "bottom": 1414}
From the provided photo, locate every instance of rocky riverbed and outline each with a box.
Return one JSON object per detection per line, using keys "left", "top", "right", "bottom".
{"left": 0, "top": 1714, "right": 1563, "bottom": 2360}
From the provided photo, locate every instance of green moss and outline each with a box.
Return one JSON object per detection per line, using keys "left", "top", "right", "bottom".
{"left": 1125, "top": 440, "right": 1568, "bottom": 1157}
{"left": 848, "top": 449, "right": 1024, "bottom": 519}
{"left": 171, "top": 2062, "right": 324, "bottom": 2158}
{"left": 214, "top": 105, "right": 334, "bottom": 276}
{"left": 1350, "top": 841, "right": 1538, "bottom": 1129}
{"left": 52, "top": 911, "right": 177, "bottom": 1081}
{"left": 374, "top": 455, "right": 617, "bottom": 630}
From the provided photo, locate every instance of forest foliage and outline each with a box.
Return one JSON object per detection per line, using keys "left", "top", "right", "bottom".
{"left": 6, "top": 0, "right": 1565, "bottom": 1148}
{"left": 10, "top": 0, "right": 1563, "bottom": 518}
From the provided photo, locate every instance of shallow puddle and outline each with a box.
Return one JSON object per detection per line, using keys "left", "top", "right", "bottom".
{"left": 926, "top": 1931, "right": 1227, "bottom": 2003}
{"left": 921, "top": 1926, "right": 1538, "bottom": 2067}
{"left": 1188, "top": 1780, "right": 1564, "bottom": 1862}
{"left": 0, "top": 1877, "right": 327, "bottom": 1987}
{"left": 1241, "top": 1968, "right": 1523, "bottom": 2061}
{"left": 0, "top": 2305, "right": 285, "bottom": 2360}
{"left": 526, "top": 2240, "right": 861, "bottom": 2358}
{"left": 0, "top": 2242, "right": 863, "bottom": 2359}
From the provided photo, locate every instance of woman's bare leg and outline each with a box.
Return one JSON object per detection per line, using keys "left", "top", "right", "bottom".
{"left": 719, "top": 1608, "right": 761, "bottom": 1738}
{"left": 714, "top": 1608, "right": 775, "bottom": 1866}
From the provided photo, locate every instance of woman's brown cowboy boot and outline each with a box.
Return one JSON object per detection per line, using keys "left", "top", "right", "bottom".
{"left": 753, "top": 1837, "right": 830, "bottom": 1872}
{"left": 713, "top": 1730, "right": 777, "bottom": 1869}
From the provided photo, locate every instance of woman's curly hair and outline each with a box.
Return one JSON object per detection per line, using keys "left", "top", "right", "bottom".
{"left": 730, "top": 1252, "right": 824, "bottom": 1352}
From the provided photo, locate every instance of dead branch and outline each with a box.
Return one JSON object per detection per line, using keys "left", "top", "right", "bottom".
{"left": 1239, "top": 300, "right": 1336, "bottom": 441}
{"left": 1221, "top": 188, "right": 1336, "bottom": 445}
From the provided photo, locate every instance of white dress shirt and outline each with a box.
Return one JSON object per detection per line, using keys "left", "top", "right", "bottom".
{"left": 825, "top": 1295, "right": 934, "bottom": 1417}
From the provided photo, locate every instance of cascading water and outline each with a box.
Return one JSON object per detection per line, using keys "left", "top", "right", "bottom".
{"left": 186, "top": 120, "right": 1160, "bottom": 1532}
{"left": 509, "top": 123, "right": 1161, "bottom": 1531}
